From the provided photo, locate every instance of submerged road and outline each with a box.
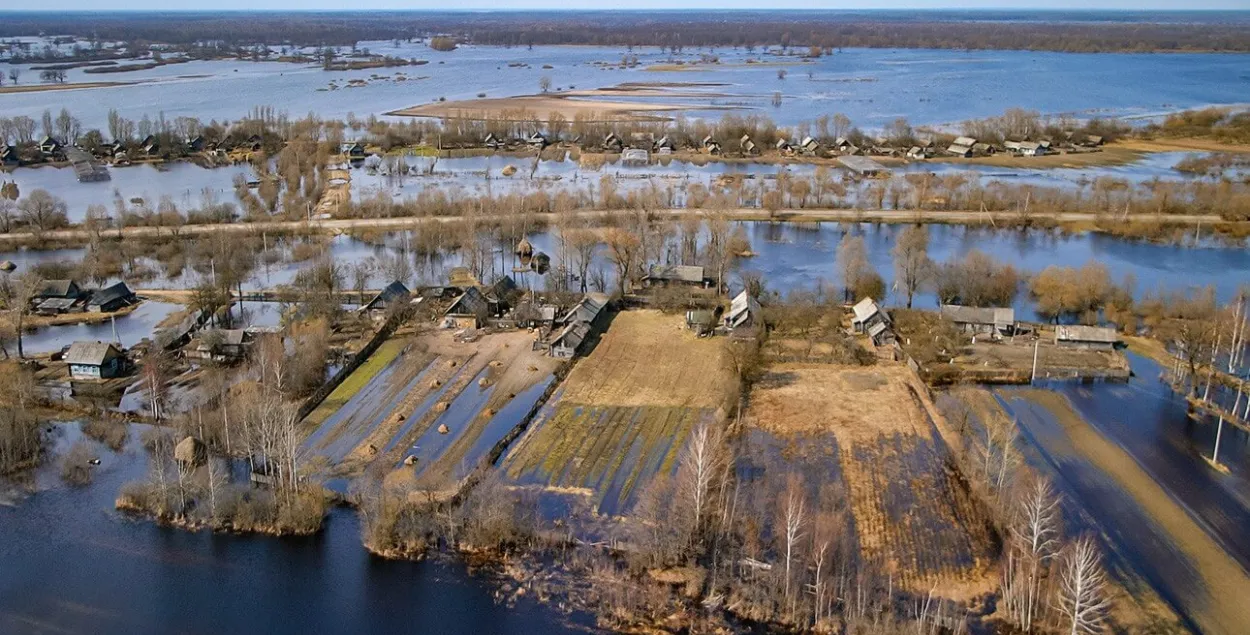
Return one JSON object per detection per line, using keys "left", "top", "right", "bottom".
{"left": 0, "top": 208, "right": 1237, "bottom": 244}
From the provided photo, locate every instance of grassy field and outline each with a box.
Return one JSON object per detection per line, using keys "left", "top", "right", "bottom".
{"left": 503, "top": 310, "right": 732, "bottom": 516}
{"left": 748, "top": 363, "right": 997, "bottom": 599}
{"left": 302, "top": 337, "right": 410, "bottom": 428}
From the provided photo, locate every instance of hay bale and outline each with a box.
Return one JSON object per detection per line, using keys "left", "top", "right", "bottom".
{"left": 404, "top": 455, "right": 417, "bottom": 466}
{"left": 438, "top": 423, "right": 450, "bottom": 434}
{"left": 478, "top": 377, "right": 491, "bottom": 388}
{"left": 501, "top": 165, "right": 517, "bottom": 176}
{"left": 173, "top": 436, "right": 206, "bottom": 467}
{"left": 448, "top": 360, "right": 458, "bottom": 368}
{"left": 435, "top": 402, "right": 449, "bottom": 413}
{"left": 527, "top": 365, "right": 538, "bottom": 372}
{"left": 489, "top": 360, "right": 503, "bottom": 368}
{"left": 430, "top": 379, "right": 442, "bottom": 389}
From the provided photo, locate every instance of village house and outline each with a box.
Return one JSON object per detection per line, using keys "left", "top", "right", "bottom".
{"left": 740, "top": 135, "right": 758, "bottom": 156}
{"left": 1005, "top": 140, "right": 1047, "bottom": 157}
{"left": 702, "top": 135, "right": 722, "bottom": 155}
{"left": 442, "top": 287, "right": 491, "bottom": 329}
{"left": 549, "top": 322, "right": 590, "bottom": 359}
{"left": 340, "top": 141, "right": 366, "bottom": 158}
{"left": 799, "top": 136, "right": 820, "bottom": 156}
{"left": 39, "top": 136, "right": 63, "bottom": 157}
{"left": 0, "top": 145, "right": 18, "bottom": 167}
{"left": 946, "top": 136, "right": 976, "bottom": 158}
{"left": 512, "top": 299, "right": 557, "bottom": 330}
{"left": 941, "top": 305, "right": 1016, "bottom": 339}
{"left": 775, "top": 138, "right": 794, "bottom": 156}
{"left": 851, "top": 297, "right": 890, "bottom": 335}
{"left": 1055, "top": 325, "right": 1119, "bottom": 351}
{"left": 37, "top": 279, "right": 83, "bottom": 302}
{"left": 602, "top": 132, "right": 624, "bottom": 153}
{"left": 906, "top": 146, "right": 928, "bottom": 160}
{"left": 483, "top": 133, "right": 502, "bottom": 150}
{"left": 185, "top": 329, "right": 251, "bottom": 363}
{"left": 724, "top": 289, "right": 762, "bottom": 338}
{"left": 65, "top": 341, "right": 126, "bottom": 380}
{"left": 526, "top": 132, "right": 548, "bottom": 150}
{"left": 360, "top": 280, "right": 411, "bottom": 317}
{"left": 971, "top": 142, "right": 995, "bottom": 156}
{"left": 140, "top": 135, "right": 160, "bottom": 156}
{"left": 87, "top": 282, "right": 137, "bottom": 313}
{"left": 654, "top": 135, "right": 677, "bottom": 153}
{"left": 558, "top": 292, "right": 608, "bottom": 328}
{"left": 838, "top": 155, "right": 888, "bottom": 178}
{"left": 643, "top": 264, "right": 712, "bottom": 289}
{"left": 186, "top": 136, "right": 206, "bottom": 153}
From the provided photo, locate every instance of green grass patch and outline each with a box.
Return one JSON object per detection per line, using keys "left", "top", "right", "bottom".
{"left": 303, "top": 338, "right": 408, "bottom": 427}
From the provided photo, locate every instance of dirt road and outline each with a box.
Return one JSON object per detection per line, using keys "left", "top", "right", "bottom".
{"left": 1, "top": 208, "right": 1236, "bottom": 245}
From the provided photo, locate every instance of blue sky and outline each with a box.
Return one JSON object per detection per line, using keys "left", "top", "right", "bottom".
{"left": 18, "top": 2, "right": 1250, "bottom": 10}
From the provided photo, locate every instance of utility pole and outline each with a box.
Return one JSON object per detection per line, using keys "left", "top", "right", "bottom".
{"left": 1031, "top": 339, "right": 1040, "bottom": 384}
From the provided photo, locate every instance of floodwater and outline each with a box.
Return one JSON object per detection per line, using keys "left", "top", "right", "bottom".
{"left": 2, "top": 45, "right": 1247, "bottom": 130}
{"left": 19, "top": 300, "right": 182, "bottom": 355}
{"left": 0, "top": 423, "right": 591, "bottom": 635}
{"left": 994, "top": 353, "right": 1250, "bottom": 633}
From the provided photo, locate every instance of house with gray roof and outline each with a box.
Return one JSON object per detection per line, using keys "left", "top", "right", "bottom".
{"left": 643, "top": 264, "right": 711, "bottom": 289}
{"left": 65, "top": 341, "right": 125, "bottom": 379}
{"left": 1055, "top": 325, "right": 1119, "bottom": 351}
{"left": 940, "top": 304, "right": 1016, "bottom": 338}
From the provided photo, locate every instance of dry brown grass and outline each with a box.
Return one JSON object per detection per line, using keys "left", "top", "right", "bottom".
{"left": 748, "top": 363, "right": 998, "bottom": 599}
{"left": 559, "top": 310, "right": 732, "bottom": 409}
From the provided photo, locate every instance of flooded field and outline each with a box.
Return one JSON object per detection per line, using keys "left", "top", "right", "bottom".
{"left": 3, "top": 44, "right": 1247, "bottom": 131}
{"left": 300, "top": 330, "right": 558, "bottom": 497}
{"left": 503, "top": 310, "right": 732, "bottom": 517}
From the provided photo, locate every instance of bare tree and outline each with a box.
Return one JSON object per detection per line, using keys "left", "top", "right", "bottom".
{"left": 779, "top": 474, "right": 807, "bottom": 610}
{"left": 835, "top": 234, "right": 870, "bottom": 303}
{"left": 7, "top": 272, "right": 43, "bottom": 359}
{"left": 1006, "top": 477, "right": 1063, "bottom": 632}
{"left": 603, "top": 227, "right": 640, "bottom": 297}
{"left": 892, "top": 224, "right": 934, "bottom": 308}
{"left": 676, "top": 420, "right": 725, "bottom": 540}
{"left": 1055, "top": 536, "right": 1111, "bottom": 635}
{"left": 18, "top": 189, "right": 69, "bottom": 233}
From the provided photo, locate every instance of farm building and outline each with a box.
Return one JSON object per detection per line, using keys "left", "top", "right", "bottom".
{"left": 643, "top": 264, "right": 712, "bottom": 289}
{"left": 838, "top": 155, "right": 888, "bottom": 177}
{"left": 340, "top": 142, "right": 366, "bottom": 158}
{"left": 602, "top": 133, "right": 624, "bottom": 152}
{"left": 725, "top": 290, "right": 761, "bottom": 337}
{"left": 702, "top": 135, "right": 721, "bottom": 155}
{"left": 655, "top": 135, "right": 677, "bottom": 153}
{"left": 487, "top": 276, "right": 520, "bottom": 313}
{"left": 360, "top": 280, "right": 411, "bottom": 316}
{"left": 940, "top": 305, "right": 1016, "bottom": 339}
{"left": 550, "top": 322, "right": 591, "bottom": 358}
{"left": 443, "top": 287, "right": 491, "bottom": 329}
{"left": 1005, "top": 141, "right": 1047, "bottom": 157}
{"left": 187, "top": 136, "right": 206, "bottom": 153}
{"left": 39, "top": 136, "right": 63, "bottom": 156}
{"left": 65, "top": 341, "right": 126, "bottom": 379}
{"left": 1055, "top": 325, "right": 1119, "bottom": 350}
{"left": 526, "top": 132, "right": 548, "bottom": 149}
{"left": 513, "top": 300, "right": 558, "bottom": 329}
{"left": 799, "top": 136, "right": 820, "bottom": 155}
{"left": 185, "top": 329, "right": 251, "bottom": 363}
{"left": 946, "top": 142, "right": 974, "bottom": 158}
{"left": 740, "top": 135, "right": 758, "bottom": 156}
{"left": 560, "top": 293, "right": 608, "bottom": 327}
{"left": 0, "top": 145, "right": 18, "bottom": 167}
{"left": 38, "top": 279, "right": 83, "bottom": 301}
{"left": 851, "top": 297, "right": 890, "bottom": 334}
{"left": 87, "top": 282, "right": 137, "bottom": 313}
{"left": 35, "top": 297, "right": 79, "bottom": 316}
{"left": 776, "top": 139, "right": 794, "bottom": 155}
{"left": 686, "top": 309, "right": 717, "bottom": 335}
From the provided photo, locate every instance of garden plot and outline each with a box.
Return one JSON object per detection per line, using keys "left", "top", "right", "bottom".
{"left": 503, "top": 310, "right": 733, "bottom": 516}
{"left": 299, "top": 330, "right": 558, "bottom": 495}
{"left": 747, "top": 363, "right": 997, "bottom": 598}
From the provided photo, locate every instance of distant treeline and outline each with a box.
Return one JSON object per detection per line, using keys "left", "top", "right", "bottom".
{"left": 1, "top": 11, "right": 1249, "bottom": 53}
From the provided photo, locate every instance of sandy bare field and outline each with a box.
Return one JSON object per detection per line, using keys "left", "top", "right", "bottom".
{"left": 0, "top": 81, "right": 130, "bottom": 94}
{"left": 388, "top": 93, "right": 694, "bottom": 123}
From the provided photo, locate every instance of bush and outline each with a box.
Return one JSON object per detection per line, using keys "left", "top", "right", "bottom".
{"left": 82, "top": 419, "right": 128, "bottom": 451}
{"left": 60, "top": 440, "right": 95, "bottom": 486}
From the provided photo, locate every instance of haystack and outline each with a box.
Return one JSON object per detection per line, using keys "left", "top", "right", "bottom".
{"left": 174, "top": 436, "right": 206, "bottom": 468}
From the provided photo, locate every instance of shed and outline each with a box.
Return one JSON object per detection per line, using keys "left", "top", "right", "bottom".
{"left": 686, "top": 309, "right": 717, "bottom": 335}
{"left": 65, "top": 341, "right": 125, "bottom": 379}
{"left": 837, "top": 155, "right": 888, "bottom": 177}
{"left": 443, "top": 287, "right": 491, "bottom": 329}
{"left": 560, "top": 293, "right": 608, "bottom": 326}
{"left": 87, "top": 282, "right": 136, "bottom": 313}
{"left": 361, "top": 280, "right": 411, "bottom": 314}
{"left": 799, "top": 136, "right": 820, "bottom": 155}
{"left": 644, "top": 264, "right": 710, "bottom": 288}
{"left": 940, "top": 305, "right": 1016, "bottom": 338}
{"left": 35, "top": 297, "right": 78, "bottom": 316}
{"left": 1055, "top": 325, "right": 1118, "bottom": 350}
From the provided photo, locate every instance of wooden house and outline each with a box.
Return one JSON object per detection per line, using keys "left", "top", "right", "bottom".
{"left": 940, "top": 305, "right": 1016, "bottom": 339}
{"left": 776, "top": 138, "right": 794, "bottom": 156}
{"left": 643, "top": 264, "right": 711, "bottom": 289}
{"left": 725, "top": 290, "right": 761, "bottom": 337}
{"left": 484, "top": 133, "right": 502, "bottom": 150}
{"left": 550, "top": 322, "right": 590, "bottom": 358}
{"left": 87, "top": 282, "right": 137, "bottom": 313}
{"left": 39, "top": 136, "right": 63, "bottom": 156}
{"left": 702, "top": 135, "right": 721, "bottom": 155}
{"left": 65, "top": 341, "right": 126, "bottom": 379}
{"left": 851, "top": 297, "right": 889, "bottom": 334}
{"left": 799, "top": 136, "right": 820, "bottom": 156}
{"left": 1055, "top": 325, "right": 1118, "bottom": 351}
{"left": 360, "top": 280, "right": 411, "bottom": 316}
{"left": 0, "top": 145, "right": 18, "bottom": 167}
{"left": 740, "top": 135, "right": 758, "bottom": 156}
{"left": 340, "top": 142, "right": 366, "bottom": 158}
{"left": 602, "top": 132, "right": 624, "bottom": 153}
{"left": 526, "top": 132, "right": 548, "bottom": 150}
